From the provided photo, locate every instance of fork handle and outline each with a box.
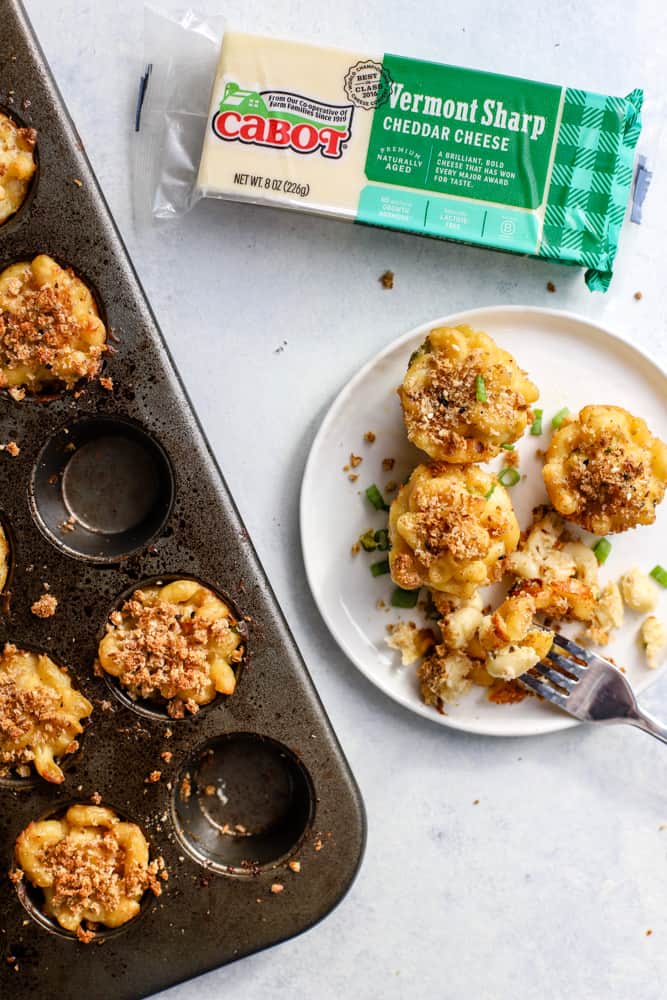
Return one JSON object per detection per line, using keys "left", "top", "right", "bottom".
{"left": 629, "top": 709, "right": 667, "bottom": 745}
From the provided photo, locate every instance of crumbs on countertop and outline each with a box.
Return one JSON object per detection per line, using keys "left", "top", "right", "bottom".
{"left": 364, "top": 431, "right": 376, "bottom": 443}
{"left": 379, "top": 270, "right": 394, "bottom": 289}
{"left": 634, "top": 291, "right": 643, "bottom": 300}
{"left": 0, "top": 441, "right": 20, "bottom": 457}
{"left": 382, "top": 457, "right": 395, "bottom": 471}
{"left": 99, "top": 376, "right": 114, "bottom": 391}
{"left": 546, "top": 281, "right": 556, "bottom": 292}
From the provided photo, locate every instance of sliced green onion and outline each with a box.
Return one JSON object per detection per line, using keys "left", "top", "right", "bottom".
{"left": 358, "top": 529, "right": 377, "bottom": 552}
{"left": 501, "top": 443, "right": 515, "bottom": 451}
{"left": 475, "top": 374, "right": 487, "bottom": 402}
{"left": 365, "top": 484, "right": 389, "bottom": 511}
{"left": 484, "top": 485, "right": 496, "bottom": 500}
{"left": 551, "top": 407, "right": 570, "bottom": 429}
{"left": 649, "top": 565, "right": 667, "bottom": 587}
{"left": 592, "top": 538, "right": 612, "bottom": 564}
{"left": 530, "top": 409, "right": 543, "bottom": 435}
{"left": 370, "top": 559, "right": 390, "bottom": 577}
{"left": 498, "top": 467, "right": 520, "bottom": 488}
{"left": 391, "top": 586, "right": 420, "bottom": 608}
{"left": 374, "top": 528, "right": 390, "bottom": 551}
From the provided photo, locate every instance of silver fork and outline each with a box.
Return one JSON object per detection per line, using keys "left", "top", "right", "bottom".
{"left": 520, "top": 633, "right": 667, "bottom": 744}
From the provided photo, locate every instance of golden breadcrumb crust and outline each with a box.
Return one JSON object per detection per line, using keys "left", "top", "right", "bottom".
{"left": 388, "top": 463, "right": 519, "bottom": 599}
{"left": 399, "top": 325, "right": 539, "bottom": 463}
{"left": 0, "top": 255, "right": 106, "bottom": 393}
{"left": 543, "top": 405, "right": 667, "bottom": 534}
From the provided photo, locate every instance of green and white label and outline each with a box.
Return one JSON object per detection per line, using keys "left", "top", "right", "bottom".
{"left": 365, "top": 55, "right": 563, "bottom": 209}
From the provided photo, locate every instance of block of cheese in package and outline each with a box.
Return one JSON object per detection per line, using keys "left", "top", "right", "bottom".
{"left": 196, "top": 33, "right": 642, "bottom": 290}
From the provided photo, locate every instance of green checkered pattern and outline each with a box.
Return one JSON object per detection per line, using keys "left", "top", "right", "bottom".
{"left": 539, "top": 87, "right": 643, "bottom": 291}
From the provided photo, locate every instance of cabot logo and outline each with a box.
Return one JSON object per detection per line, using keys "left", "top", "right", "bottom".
{"left": 212, "top": 82, "right": 354, "bottom": 159}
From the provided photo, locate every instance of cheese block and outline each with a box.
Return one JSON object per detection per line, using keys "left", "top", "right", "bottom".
{"left": 197, "top": 33, "right": 642, "bottom": 290}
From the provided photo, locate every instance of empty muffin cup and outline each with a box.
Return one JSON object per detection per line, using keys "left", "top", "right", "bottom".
{"left": 171, "top": 733, "right": 314, "bottom": 875}
{"left": 30, "top": 416, "right": 174, "bottom": 562}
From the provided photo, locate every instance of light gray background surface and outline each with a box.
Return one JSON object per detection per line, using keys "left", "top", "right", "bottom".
{"left": 22, "top": 1, "right": 667, "bottom": 997}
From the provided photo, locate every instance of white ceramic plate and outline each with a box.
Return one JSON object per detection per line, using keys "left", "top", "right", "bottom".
{"left": 300, "top": 307, "right": 667, "bottom": 736}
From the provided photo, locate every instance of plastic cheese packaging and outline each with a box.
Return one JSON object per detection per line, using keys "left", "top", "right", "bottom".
{"left": 138, "top": 16, "right": 643, "bottom": 291}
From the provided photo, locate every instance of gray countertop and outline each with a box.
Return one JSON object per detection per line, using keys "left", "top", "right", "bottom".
{"left": 22, "top": 1, "right": 667, "bottom": 997}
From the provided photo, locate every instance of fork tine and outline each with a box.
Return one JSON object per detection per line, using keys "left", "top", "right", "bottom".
{"left": 533, "top": 660, "right": 577, "bottom": 692}
{"left": 519, "top": 671, "right": 569, "bottom": 708}
{"left": 552, "top": 633, "right": 592, "bottom": 663}
{"left": 546, "top": 649, "right": 586, "bottom": 678}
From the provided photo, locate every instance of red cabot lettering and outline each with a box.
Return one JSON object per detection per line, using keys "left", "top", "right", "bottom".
{"left": 265, "top": 118, "right": 291, "bottom": 147}
{"left": 319, "top": 127, "right": 348, "bottom": 159}
{"left": 213, "top": 109, "right": 351, "bottom": 159}
{"left": 213, "top": 110, "right": 241, "bottom": 139}
{"left": 290, "top": 122, "right": 319, "bottom": 152}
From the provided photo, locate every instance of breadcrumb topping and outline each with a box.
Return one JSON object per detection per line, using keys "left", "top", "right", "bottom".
{"left": 32, "top": 825, "right": 159, "bottom": 925}
{"left": 99, "top": 585, "right": 243, "bottom": 718}
{"left": 31, "top": 592, "right": 58, "bottom": 618}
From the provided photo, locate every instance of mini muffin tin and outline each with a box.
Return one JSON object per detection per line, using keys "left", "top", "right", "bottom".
{"left": 0, "top": 3, "right": 365, "bottom": 997}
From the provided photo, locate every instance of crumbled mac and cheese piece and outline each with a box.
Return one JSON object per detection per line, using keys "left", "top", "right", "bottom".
{"left": 389, "top": 463, "right": 519, "bottom": 599}
{"left": 507, "top": 507, "right": 598, "bottom": 622}
{"left": 438, "top": 592, "right": 484, "bottom": 650}
{"left": 385, "top": 621, "right": 435, "bottom": 665}
{"left": 586, "top": 582, "right": 624, "bottom": 646}
{"left": 474, "top": 592, "right": 553, "bottom": 680}
{"left": 15, "top": 804, "right": 161, "bottom": 938}
{"left": 0, "top": 112, "right": 37, "bottom": 224}
{"left": 0, "top": 644, "right": 92, "bottom": 783}
{"left": 641, "top": 616, "right": 667, "bottom": 669}
{"left": 399, "top": 325, "right": 539, "bottom": 463}
{"left": 0, "top": 521, "right": 8, "bottom": 593}
{"left": 619, "top": 568, "right": 658, "bottom": 613}
{"left": 0, "top": 255, "right": 106, "bottom": 393}
{"left": 418, "top": 646, "right": 475, "bottom": 707}
{"left": 485, "top": 644, "right": 543, "bottom": 681}
{"left": 543, "top": 405, "right": 667, "bottom": 534}
{"left": 97, "top": 580, "right": 244, "bottom": 718}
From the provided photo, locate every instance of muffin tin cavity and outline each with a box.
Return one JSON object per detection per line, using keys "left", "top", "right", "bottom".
{"left": 13, "top": 801, "right": 155, "bottom": 943}
{"left": 98, "top": 575, "right": 247, "bottom": 721}
{"left": 171, "top": 734, "right": 314, "bottom": 875}
{"left": 0, "top": 512, "right": 13, "bottom": 593}
{"left": 0, "top": 104, "right": 38, "bottom": 230}
{"left": 30, "top": 416, "right": 174, "bottom": 562}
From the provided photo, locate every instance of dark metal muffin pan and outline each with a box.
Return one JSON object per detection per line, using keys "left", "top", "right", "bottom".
{"left": 0, "top": 3, "right": 365, "bottom": 997}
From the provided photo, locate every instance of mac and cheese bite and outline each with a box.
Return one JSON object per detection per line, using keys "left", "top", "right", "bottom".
{"left": 543, "top": 405, "right": 667, "bottom": 534}
{"left": 0, "top": 112, "right": 37, "bottom": 224}
{"left": 0, "top": 254, "right": 106, "bottom": 393}
{"left": 0, "top": 644, "right": 92, "bottom": 783}
{"left": 399, "top": 325, "right": 539, "bottom": 463}
{"left": 97, "top": 580, "right": 244, "bottom": 718}
{"left": 389, "top": 463, "right": 520, "bottom": 599}
{"left": 0, "top": 520, "right": 9, "bottom": 592}
{"left": 15, "top": 804, "right": 161, "bottom": 940}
